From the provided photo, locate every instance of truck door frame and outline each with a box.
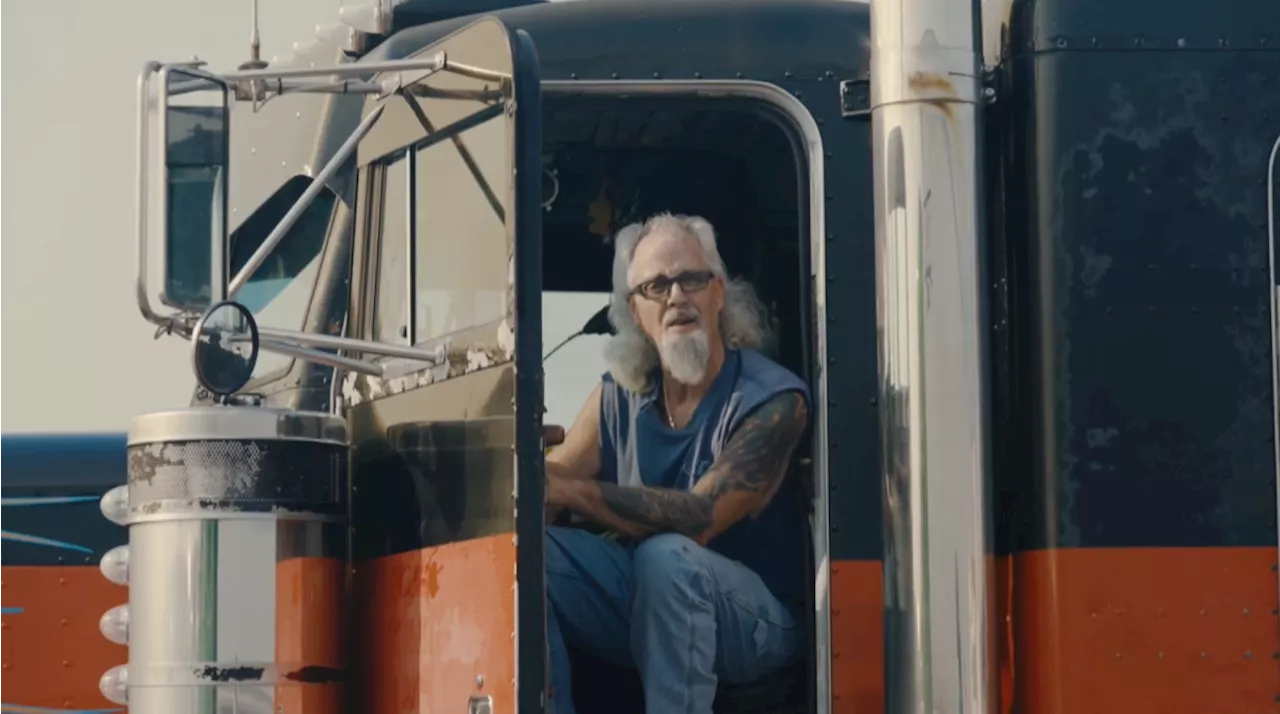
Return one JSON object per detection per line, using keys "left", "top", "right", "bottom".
{"left": 542, "top": 78, "right": 833, "bottom": 714}
{"left": 340, "top": 18, "right": 547, "bottom": 712}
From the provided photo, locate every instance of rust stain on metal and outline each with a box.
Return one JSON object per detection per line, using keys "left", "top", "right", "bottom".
{"left": 909, "top": 71, "right": 956, "bottom": 95}
{"left": 425, "top": 560, "right": 443, "bottom": 598}
{"left": 909, "top": 71, "right": 958, "bottom": 120}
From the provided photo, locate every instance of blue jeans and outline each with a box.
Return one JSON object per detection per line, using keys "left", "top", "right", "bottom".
{"left": 545, "top": 526, "right": 800, "bottom": 714}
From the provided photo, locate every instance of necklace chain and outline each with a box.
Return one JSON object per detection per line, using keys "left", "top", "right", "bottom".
{"left": 662, "top": 382, "right": 677, "bottom": 429}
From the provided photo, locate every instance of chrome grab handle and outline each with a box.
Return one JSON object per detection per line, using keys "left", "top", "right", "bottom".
{"left": 1268, "top": 132, "right": 1279, "bottom": 609}
{"left": 1268, "top": 134, "right": 1278, "bottom": 296}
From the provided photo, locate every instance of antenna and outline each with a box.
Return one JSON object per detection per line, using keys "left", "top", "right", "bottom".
{"left": 240, "top": 0, "right": 269, "bottom": 70}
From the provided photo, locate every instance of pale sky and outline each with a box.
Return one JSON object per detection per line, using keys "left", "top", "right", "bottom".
{"left": 1, "top": 0, "right": 609, "bottom": 433}
{"left": 2, "top": 0, "right": 341, "bottom": 433}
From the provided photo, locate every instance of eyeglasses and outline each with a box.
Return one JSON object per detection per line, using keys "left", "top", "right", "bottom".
{"left": 629, "top": 270, "right": 716, "bottom": 301}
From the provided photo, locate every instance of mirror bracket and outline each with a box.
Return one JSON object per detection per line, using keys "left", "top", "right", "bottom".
{"left": 135, "top": 53, "right": 512, "bottom": 335}
{"left": 136, "top": 46, "right": 519, "bottom": 398}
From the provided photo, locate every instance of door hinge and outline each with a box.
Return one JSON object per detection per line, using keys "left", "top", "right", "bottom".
{"left": 839, "top": 78, "right": 871, "bottom": 118}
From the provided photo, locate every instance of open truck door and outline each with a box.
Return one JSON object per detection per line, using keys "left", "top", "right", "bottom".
{"left": 340, "top": 17, "right": 547, "bottom": 714}
{"left": 122, "top": 15, "right": 545, "bottom": 714}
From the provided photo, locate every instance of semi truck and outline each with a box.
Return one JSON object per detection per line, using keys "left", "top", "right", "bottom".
{"left": 3, "top": 0, "right": 1278, "bottom": 712}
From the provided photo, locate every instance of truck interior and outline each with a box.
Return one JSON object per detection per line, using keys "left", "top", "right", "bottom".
{"left": 539, "top": 95, "right": 815, "bottom": 714}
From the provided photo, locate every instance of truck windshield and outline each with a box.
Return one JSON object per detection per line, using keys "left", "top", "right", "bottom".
{"left": 229, "top": 176, "right": 338, "bottom": 380}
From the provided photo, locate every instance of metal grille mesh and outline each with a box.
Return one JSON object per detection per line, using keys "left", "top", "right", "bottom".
{"left": 127, "top": 439, "right": 346, "bottom": 514}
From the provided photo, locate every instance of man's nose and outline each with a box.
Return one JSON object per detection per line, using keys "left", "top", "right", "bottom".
{"left": 666, "top": 283, "right": 691, "bottom": 305}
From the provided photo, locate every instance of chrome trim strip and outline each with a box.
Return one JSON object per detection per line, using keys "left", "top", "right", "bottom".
{"left": 128, "top": 408, "right": 348, "bottom": 445}
{"left": 1268, "top": 132, "right": 1279, "bottom": 602}
{"left": 127, "top": 511, "right": 347, "bottom": 525}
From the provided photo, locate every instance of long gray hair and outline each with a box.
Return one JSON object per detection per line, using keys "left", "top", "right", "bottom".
{"left": 604, "top": 213, "right": 770, "bottom": 393}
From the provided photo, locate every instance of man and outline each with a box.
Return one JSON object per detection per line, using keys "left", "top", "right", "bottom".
{"left": 544, "top": 212, "right": 811, "bottom": 714}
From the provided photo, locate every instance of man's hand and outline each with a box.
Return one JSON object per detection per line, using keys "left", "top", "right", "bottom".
{"left": 543, "top": 424, "right": 566, "bottom": 449}
{"left": 553, "top": 391, "right": 808, "bottom": 544}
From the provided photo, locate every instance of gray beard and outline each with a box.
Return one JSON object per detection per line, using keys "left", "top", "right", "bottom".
{"left": 659, "top": 329, "right": 710, "bottom": 386}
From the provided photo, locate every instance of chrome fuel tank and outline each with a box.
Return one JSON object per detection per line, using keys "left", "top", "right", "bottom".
{"left": 106, "top": 407, "right": 348, "bottom": 714}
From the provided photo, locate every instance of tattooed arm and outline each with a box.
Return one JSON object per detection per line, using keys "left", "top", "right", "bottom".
{"left": 549, "top": 390, "right": 808, "bottom": 544}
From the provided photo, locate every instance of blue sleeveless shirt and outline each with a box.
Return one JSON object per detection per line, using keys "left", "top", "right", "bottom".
{"left": 598, "top": 348, "right": 810, "bottom": 612}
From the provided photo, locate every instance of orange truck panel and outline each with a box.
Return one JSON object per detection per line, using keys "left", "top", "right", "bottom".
{"left": 2, "top": 566, "right": 128, "bottom": 713}
{"left": 352, "top": 533, "right": 517, "bottom": 714}
{"left": 1010, "top": 547, "right": 1280, "bottom": 714}
{"left": 275, "top": 557, "right": 347, "bottom": 714}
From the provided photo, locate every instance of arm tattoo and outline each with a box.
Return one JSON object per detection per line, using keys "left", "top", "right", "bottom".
{"left": 597, "top": 482, "right": 714, "bottom": 537}
{"left": 705, "top": 390, "right": 808, "bottom": 501}
{"left": 590, "top": 391, "right": 808, "bottom": 539}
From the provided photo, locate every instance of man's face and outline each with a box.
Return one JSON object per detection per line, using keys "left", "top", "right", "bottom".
{"left": 626, "top": 227, "right": 725, "bottom": 383}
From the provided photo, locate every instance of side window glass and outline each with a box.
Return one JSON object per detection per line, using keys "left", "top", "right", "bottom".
{"left": 413, "top": 116, "right": 509, "bottom": 341}
{"left": 376, "top": 158, "right": 410, "bottom": 343}
{"left": 230, "top": 175, "right": 337, "bottom": 379}
{"left": 542, "top": 291, "right": 611, "bottom": 427}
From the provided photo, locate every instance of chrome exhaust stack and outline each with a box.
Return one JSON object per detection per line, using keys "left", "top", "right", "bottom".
{"left": 869, "top": 0, "right": 996, "bottom": 711}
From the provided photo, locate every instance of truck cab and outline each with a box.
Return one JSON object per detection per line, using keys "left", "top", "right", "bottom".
{"left": 80, "top": 0, "right": 1280, "bottom": 712}
{"left": 217, "top": 6, "right": 848, "bottom": 710}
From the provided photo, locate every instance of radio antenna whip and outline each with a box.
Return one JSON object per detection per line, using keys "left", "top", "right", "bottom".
{"left": 241, "top": 0, "right": 269, "bottom": 70}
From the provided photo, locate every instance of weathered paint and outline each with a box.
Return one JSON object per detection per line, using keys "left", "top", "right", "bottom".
{"left": 343, "top": 325, "right": 522, "bottom": 407}
{"left": 988, "top": 0, "right": 1280, "bottom": 710}
{"left": 351, "top": 533, "right": 517, "bottom": 714}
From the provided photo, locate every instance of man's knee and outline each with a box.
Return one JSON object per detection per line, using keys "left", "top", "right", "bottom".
{"left": 631, "top": 533, "right": 711, "bottom": 601}
{"left": 546, "top": 526, "right": 632, "bottom": 605}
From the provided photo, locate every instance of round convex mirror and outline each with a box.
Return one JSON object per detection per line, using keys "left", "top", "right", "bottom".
{"left": 191, "top": 301, "right": 260, "bottom": 397}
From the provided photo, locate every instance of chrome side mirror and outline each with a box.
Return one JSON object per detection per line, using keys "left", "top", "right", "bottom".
{"left": 191, "top": 300, "right": 259, "bottom": 398}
